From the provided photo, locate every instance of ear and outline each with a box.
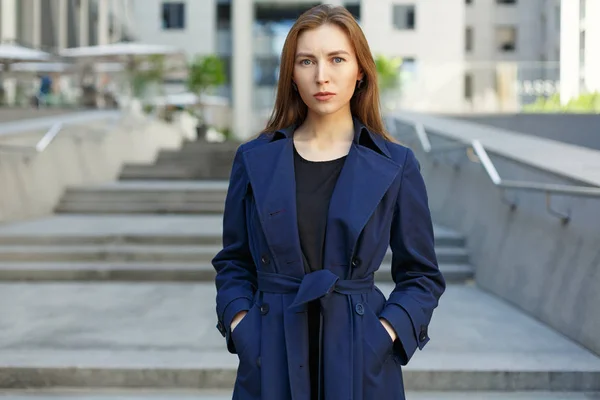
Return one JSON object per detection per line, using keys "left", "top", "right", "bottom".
{"left": 357, "top": 70, "right": 364, "bottom": 81}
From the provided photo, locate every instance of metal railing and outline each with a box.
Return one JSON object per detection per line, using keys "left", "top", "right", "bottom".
{"left": 393, "top": 117, "right": 600, "bottom": 225}
{"left": 0, "top": 122, "right": 63, "bottom": 156}
{"left": 0, "top": 117, "right": 125, "bottom": 162}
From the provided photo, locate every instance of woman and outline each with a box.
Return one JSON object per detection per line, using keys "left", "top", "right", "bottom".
{"left": 212, "top": 4, "right": 446, "bottom": 400}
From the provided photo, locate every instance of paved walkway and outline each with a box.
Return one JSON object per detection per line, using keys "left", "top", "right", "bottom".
{"left": 1, "top": 281, "right": 599, "bottom": 390}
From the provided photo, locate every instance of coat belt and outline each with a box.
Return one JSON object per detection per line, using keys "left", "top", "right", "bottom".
{"left": 257, "top": 269, "right": 374, "bottom": 310}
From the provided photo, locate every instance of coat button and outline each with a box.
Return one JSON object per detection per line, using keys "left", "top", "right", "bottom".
{"left": 419, "top": 326, "right": 428, "bottom": 341}
{"left": 216, "top": 320, "right": 226, "bottom": 337}
{"left": 355, "top": 303, "right": 364, "bottom": 315}
{"left": 261, "top": 254, "right": 270, "bottom": 265}
{"left": 351, "top": 257, "right": 361, "bottom": 267}
{"left": 260, "top": 303, "right": 270, "bottom": 315}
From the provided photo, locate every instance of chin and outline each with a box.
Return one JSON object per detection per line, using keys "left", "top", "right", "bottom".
{"left": 307, "top": 101, "right": 345, "bottom": 116}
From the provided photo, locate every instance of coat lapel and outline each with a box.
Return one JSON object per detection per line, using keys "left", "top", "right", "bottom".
{"left": 243, "top": 118, "right": 402, "bottom": 279}
{"left": 323, "top": 141, "right": 401, "bottom": 278}
{"left": 243, "top": 134, "right": 306, "bottom": 278}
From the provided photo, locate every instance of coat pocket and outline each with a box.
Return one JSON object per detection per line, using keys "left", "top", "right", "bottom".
{"left": 231, "top": 303, "right": 261, "bottom": 361}
{"left": 231, "top": 303, "right": 262, "bottom": 398}
{"left": 362, "top": 302, "right": 394, "bottom": 375}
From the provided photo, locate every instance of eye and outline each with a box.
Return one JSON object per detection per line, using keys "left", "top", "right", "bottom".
{"left": 333, "top": 57, "right": 345, "bottom": 63}
{"left": 300, "top": 59, "right": 313, "bottom": 66}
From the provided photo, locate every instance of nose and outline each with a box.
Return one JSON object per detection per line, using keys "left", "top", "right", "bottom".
{"left": 316, "top": 63, "right": 330, "bottom": 85}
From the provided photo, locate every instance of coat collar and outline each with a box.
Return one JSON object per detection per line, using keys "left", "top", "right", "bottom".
{"left": 271, "top": 115, "right": 392, "bottom": 159}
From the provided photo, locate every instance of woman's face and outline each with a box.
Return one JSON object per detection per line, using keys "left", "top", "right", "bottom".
{"left": 293, "top": 23, "right": 363, "bottom": 117}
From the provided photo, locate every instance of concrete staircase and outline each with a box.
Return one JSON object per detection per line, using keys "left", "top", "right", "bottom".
{"left": 0, "top": 138, "right": 599, "bottom": 397}
{"left": 0, "top": 215, "right": 472, "bottom": 284}
{"left": 119, "top": 140, "right": 239, "bottom": 181}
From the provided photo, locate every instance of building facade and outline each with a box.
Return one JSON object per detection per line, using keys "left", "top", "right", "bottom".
{"left": 132, "top": 0, "right": 467, "bottom": 138}
{"left": 560, "top": 0, "right": 600, "bottom": 104}
{"left": 0, "top": 0, "right": 136, "bottom": 51}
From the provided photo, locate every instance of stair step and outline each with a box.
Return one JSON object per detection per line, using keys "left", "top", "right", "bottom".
{"left": 0, "top": 245, "right": 467, "bottom": 264}
{"left": 119, "top": 165, "right": 199, "bottom": 180}
{"left": 0, "top": 234, "right": 222, "bottom": 246}
{"left": 0, "top": 245, "right": 222, "bottom": 262}
{"left": 0, "top": 215, "right": 467, "bottom": 248}
{"left": 56, "top": 203, "right": 225, "bottom": 214}
{"left": 0, "top": 261, "right": 473, "bottom": 282}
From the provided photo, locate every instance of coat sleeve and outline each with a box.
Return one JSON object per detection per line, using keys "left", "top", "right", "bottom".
{"left": 378, "top": 147, "right": 446, "bottom": 365}
{"left": 212, "top": 145, "right": 257, "bottom": 353}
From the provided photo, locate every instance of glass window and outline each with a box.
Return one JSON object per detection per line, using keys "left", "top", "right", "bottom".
{"left": 496, "top": 26, "right": 517, "bottom": 52}
{"left": 466, "top": 27, "right": 474, "bottom": 52}
{"left": 162, "top": 2, "right": 185, "bottom": 30}
{"left": 392, "top": 4, "right": 416, "bottom": 30}
{"left": 254, "top": 56, "right": 280, "bottom": 87}
{"left": 464, "top": 73, "right": 473, "bottom": 100}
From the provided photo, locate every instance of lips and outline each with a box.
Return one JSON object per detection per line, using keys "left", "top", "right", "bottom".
{"left": 314, "top": 92, "right": 336, "bottom": 101}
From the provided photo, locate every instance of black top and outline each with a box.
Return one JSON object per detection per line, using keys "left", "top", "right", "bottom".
{"left": 293, "top": 143, "right": 347, "bottom": 273}
{"left": 293, "top": 143, "right": 347, "bottom": 399}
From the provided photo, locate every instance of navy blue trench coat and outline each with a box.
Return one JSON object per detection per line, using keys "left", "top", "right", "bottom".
{"left": 212, "top": 117, "right": 446, "bottom": 400}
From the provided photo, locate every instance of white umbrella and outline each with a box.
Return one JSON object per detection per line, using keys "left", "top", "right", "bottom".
{"left": 0, "top": 44, "right": 51, "bottom": 63}
{"left": 59, "top": 42, "right": 182, "bottom": 59}
{"left": 6, "top": 62, "right": 72, "bottom": 73}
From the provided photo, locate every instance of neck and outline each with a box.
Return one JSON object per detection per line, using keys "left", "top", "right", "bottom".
{"left": 297, "top": 107, "right": 354, "bottom": 143}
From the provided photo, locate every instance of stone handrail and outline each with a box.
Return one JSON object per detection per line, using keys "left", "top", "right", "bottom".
{"left": 389, "top": 112, "right": 600, "bottom": 224}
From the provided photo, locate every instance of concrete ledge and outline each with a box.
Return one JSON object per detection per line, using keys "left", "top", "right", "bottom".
{"left": 0, "top": 112, "right": 190, "bottom": 223}
{"left": 0, "top": 261, "right": 472, "bottom": 283}
{"left": 0, "top": 366, "right": 599, "bottom": 391}
{"left": 393, "top": 111, "right": 600, "bottom": 187}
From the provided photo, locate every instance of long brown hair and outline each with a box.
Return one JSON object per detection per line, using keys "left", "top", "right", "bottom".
{"left": 261, "top": 4, "right": 397, "bottom": 142}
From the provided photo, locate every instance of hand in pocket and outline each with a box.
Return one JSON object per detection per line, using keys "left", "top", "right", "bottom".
{"left": 379, "top": 318, "right": 397, "bottom": 342}
{"left": 231, "top": 310, "right": 248, "bottom": 332}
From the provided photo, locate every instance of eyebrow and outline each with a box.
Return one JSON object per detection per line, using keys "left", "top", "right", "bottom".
{"left": 295, "top": 50, "right": 351, "bottom": 59}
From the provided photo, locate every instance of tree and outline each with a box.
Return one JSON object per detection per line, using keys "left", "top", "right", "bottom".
{"left": 186, "top": 54, "right": 226, "bottom": 136}
{"left": 374, "top": 54, "right": 403, "bottom": 110}
{"left": 130, "top": 54, "right": 167, "bottom": 99}
{"left": 523, "top": 92, "right": 600, "bottom": 113}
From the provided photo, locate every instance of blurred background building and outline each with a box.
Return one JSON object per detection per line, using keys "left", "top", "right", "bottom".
{"left": 0, "top": 0, "right": 598, "bottom": 138}
{"left": 0, "top": 0, "right": 136, "bottom": 49}
{"left": 130, "top": 0, "right": 600, "bottom": 139}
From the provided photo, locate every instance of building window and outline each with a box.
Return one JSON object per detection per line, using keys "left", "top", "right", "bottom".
{"left": 496, "top": 0, "right": 516, "bottom": 4}
{"left": 392, "top": 5, "right": 416, "bottom": 30}
{"left": 162, "top": 2, "right": 185, "bottom": 29}
{"left": 496, "top": 26, "right": 517, "bottom": 52}
{"left": 254, "top": 57, "right": 280, "bottom": 87}
{"left": 466, "top": 27, "right": 473, "bottom": 52}
{"left": 464, "top": 73, "right": 473, "bottom": 100}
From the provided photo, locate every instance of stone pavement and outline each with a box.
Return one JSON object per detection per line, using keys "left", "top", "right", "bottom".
{"left": 1, "top": 281, "right": 599, "bottom": 391}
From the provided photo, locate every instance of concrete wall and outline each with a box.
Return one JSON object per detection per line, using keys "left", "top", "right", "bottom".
{"left": 0, "top": 114, "right": 187, "bottom": 223}
{"left": 452, "top": 114, "right": 600, "bottom": 151}
{"left": 389, "top": 117, "right": 600, "bottom": 357}
{"left": 131, "top": 0, "right": 217, "bottom": 58}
